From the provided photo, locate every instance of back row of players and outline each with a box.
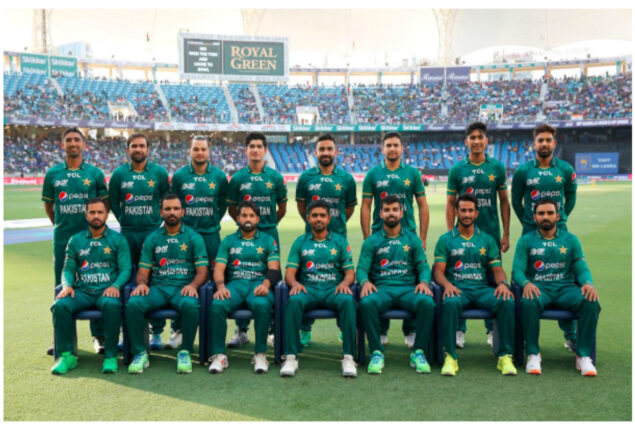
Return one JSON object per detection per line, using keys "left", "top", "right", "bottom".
{"left": 44, "top": 123, "right": 599, "bottom": 377}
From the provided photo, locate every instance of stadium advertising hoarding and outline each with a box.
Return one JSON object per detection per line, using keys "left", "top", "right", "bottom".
{"left": 19, "top": 53, "right": 77, "bottom": 76}
{"left": 446, "top": 66, "right": 471, "bottom": 82}
{"left": 178, "top": 33, "right": 289, "bottom": 82}
{"left": 575, "top": 152, "right": 619, "bottom": 174}
{"left": 420, "top": 67, "right": 445, "bottom": 84}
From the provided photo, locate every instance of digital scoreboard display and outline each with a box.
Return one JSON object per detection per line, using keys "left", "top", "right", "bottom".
{"left": 182, "top": 38, "right": 222, "bottom": 75}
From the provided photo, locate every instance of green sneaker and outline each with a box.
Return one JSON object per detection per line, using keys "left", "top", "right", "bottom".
{"left": 299, "top": 330, "right": 312, "bottom": 347}
{"left": 128, "top": 352, "right": 149, "bottom": 374}
{"left": 367, "top": 350, "right": 384, "bottom": 374}
{"left": 51, "top": 352, "right": 78, "bottom": 375}
{"left": 338, "top": 331, "right": 343, "bottom": 343}
{"left": 410, "top": 349, "right": 431, "bottom": 374}
{"left": 177, "top": 350, "right": 192, "bottom": 374}
{"left": 441, "top": 353, "right": 459, "bottom": 376}
{"left": 497, "top": 354, "right": 517, "bottom": 376}
{"left": 102, "top": 357, "right": 118, "bottom": 374}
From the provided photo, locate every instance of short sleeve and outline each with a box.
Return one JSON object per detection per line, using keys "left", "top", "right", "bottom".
{"left": 339, "top": 237, "right": 354, "bottom": 271}
{"left": 345, "top": 174, "right": 357, "bottom": 207}
{"left": 413, "top": 169, "right": 425, "bottom": 197}
{"left": 267, "top": 235, "right": 280, "bottom": 263}
{"left": 192, "top": 232, "right": 209, "bottom": 267}
{"left": 42, "top": 169, "right": 54, "bottom": 202}
{"left": 138, "top": 234, "right": 154, "bottom": 270}
{"left": 215, "top": 237, "right": 230, "bottom": 265}
{"left": 447, "top": 165, "right": 458, "bottom": 196}
{"left": 434, "top": 236, "right": 448, "bottom": 263}
{"left": 295, "top": 172, "right": 307, "bottom": 202}
{"left": 362, "top": 171, "right": 373, "bottom": 198}
{"left": 226, "top": 174, "right": 239, "bottom": 205}
{"left": 275, "top": 172, "right": 288, "bottom": 203}
{"left": 487, "top": 235, "right": 502, "bottom": 267}
{"left": 286, "top": 237, "right": 303, "bottom": 269}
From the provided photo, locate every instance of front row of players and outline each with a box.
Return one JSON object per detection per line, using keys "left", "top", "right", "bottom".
{"left": 51, "top": 193, "right": 600, "bottom": 378}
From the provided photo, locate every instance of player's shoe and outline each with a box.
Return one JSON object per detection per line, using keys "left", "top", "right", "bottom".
{"left": 455, "top": 331, "right": 466, "bottom": 349}
{"left": 410, "top": 349, "right": 431, "bottom": 374}
{"left": 441, "top": 353, "right": 459, "bottom": 376}
{"left": 93, "top": 336, "right": 105, "bottom": 354}
{"left": 564, "top": 339, "right": 577, "bottom": 353}
{"left": 149, "top": 333, "right": 163, "bottom": 350}
{"left": 117, "top": 334, "right": 124, "bottom": 351}
{"left": 165, "top": 330, "right": 183, "bottom": 350}
{"left": 208, "top": 354, "right": 229, "bottom": 374}
{"left": 576, "top": 356, "right": 597, "bottom": 377}
{"left": 252, "top": 353, "right": 269, "bottom": 374}
{"left": 46, "top": 343, "right": 54, "bottom": 356}
{"left": 51, "top": 352, "right": 78, "bottom": 375}
{"left": 299, "top": 330, "right": 312, "bottom": 347}
{"left": 128, "top": 352, "right": 149, "bottom": 374}
{"left": 404, "top": 332, "right": 416, "bottom": 349}
{"left": 367, "top": 350, "right": 384, "bottom": 374}
{"left": 102, "top": 357, "right": 118, "bottom": 374}
{"left": 227, "top": 329, "right": 250, "bottom": 348}
{"left": 280, "top": 355, "right": 298, "bottom": 377}
{"left": 486, "top": 330, "right": 494, "bottom": 347}
{"left": 176, "top": 350, "right": 192, "bottom": 374}
{"left": 267, "top": 334, "right": 275, "bottom": 347}
{"left": 525, "top": 354, "right": 542, "bottom": 375}
{"left": 380, "top": 335, "right": 388, "bottom": 346}
{"left": 338, "top": 332, "right": 343, "bottom": 343}
{"left": 341, "top": 354, "right": 357, "bottom": 377}
{"left": 497, "top": 354, "right": 517, "bottom": 376}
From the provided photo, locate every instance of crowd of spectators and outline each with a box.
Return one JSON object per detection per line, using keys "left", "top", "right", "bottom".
{"left": 229, "top": 84, "right": 261, "bottom": 124}
{"left": 259, "top": 84, "right": 350, "bottom": 124}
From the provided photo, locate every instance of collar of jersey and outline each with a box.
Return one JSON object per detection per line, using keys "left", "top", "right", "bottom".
{"left": 382, "top": 160, "right": 404, "bottom": 171}
{"left": 382, "top": 226, "right": 405, "bottom": 238}
{"left": 465, "top": 154, "right": 489, "bottom": 166}
{"left": 452, "top": 226, "right": 480, "bottom": 240}
{"left": 247, "top": 164, "right": 265, "bottom": 174}
{"left": 64, "top": 160, "right": 86, "bottom": 171}
{"left": 532, "top": 157, "right": 556, "bottom": 169}
{"left": 310, "top": 231, "right": 332, "bottom": 242}
{"left": 85, "top": 225, "right": 109, "bottom": 238}
{"left": 128, "top": 162, "right": 149, "bottom": 172}
{"left": 162, "top": 224, "right": 184, "bottom": 236}
{"left": 237, "top": 228, "right": 259, "bottom": 240}
{"left": 536, "top": 227, "right": 560, "bottom": 239}
{"left": 317, "top": 165, "right": 338, "bottom": 176}
{"left": 189, "top": 162, "right": 210, "bottom": 174}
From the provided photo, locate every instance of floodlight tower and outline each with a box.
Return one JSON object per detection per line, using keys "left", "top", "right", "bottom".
{"left": 32, "top": 9, "right": 53, "bottom": 54}
{"left": 433, "top": 9, "right": 456, "bottom": 66}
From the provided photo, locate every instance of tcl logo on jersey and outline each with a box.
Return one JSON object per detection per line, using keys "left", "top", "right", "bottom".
{"left": 454, "top": 261, "right": 464, "bottom": 272}
{"left": 159, "top": 258, "right": 168, "bottom": 267}
{"left": 534, "top": 260, "right": 546, "bottom": 272}
{"left": 125, "top": 193, "right": 134, "bottom": 203}
{"left": 58, "top": 191, "right": 69, "bottom": 202}
{"left": 306, "top": 261, "right": 315, "bottom": 272}
{"left": 80, "top": 260, "right": 90, "bottom": 271}
{"left": 380, "top": 259, "right": 390, "bottom": 268}
{"left": 530, "top": 190, "right": 541, "bottom": 200}
{"left": 185, "top": 195, "right": 194, "bottom": 205}
{"left": 233, "top": 259, "right": 241, "bottom": 267}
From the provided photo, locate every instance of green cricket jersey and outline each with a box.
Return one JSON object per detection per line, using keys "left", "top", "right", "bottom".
{"left": 357, "top": 227, "right": 431, "bottom": 287}
{"left": 171, "top": 163, "right": 228, "bottom": 234}
{"left": 109, "top": 162, "right": 169, "bottom": 230}
{"left": 226, "top": 165, "right": 287, "bottom": 229}
{"left": 61, "top": 226, "right": 132, "bottom": 292}
{"left": 512, "top": 228, "right": 593, "bottom": 289}
{"left": 216, "top": 229, "right": 280, "bottom": 283}
{"left": 511, "top": 157, "right": 577, "bottom": 229}
{"left": 138, "top": 223, "right": 209, "bottom": 288}
{"left": 447, "top": 154, "right": 507, "bottom": 243}
{"left": 434, "top": 227, "right": 502, "bottom": 289}
{"left": 362, "top": 161, "right": 426, "bottom": 232}
{"left": 296, "top": 166, "right": 357, "bottom": 236}
{"left": 41, "top": 160, "right": 109, "bottom": 237}
{"left": 287, "top": 231, "right": 354, "bottom": 290}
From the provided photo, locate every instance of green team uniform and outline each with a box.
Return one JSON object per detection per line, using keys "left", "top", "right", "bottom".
{"left": 52, "top": 226, "right": 131, "bottom": 358}
{"left": 357, "top": 228, "right": 435, "bottom": 355}
{"left": 209, "top": 230, "right": 280, "bottom": 355}
{"left": 125, "top": 224, "right": 208, "bottom": 355}
{"left": 109, "top": 162, "right": 170, "bottom": 263}
{"left": 296, "top": 166, "right": 357, "bottom": 235}
{"left": 285, "top": 232, "right": 356, "bottom": 356}
{"left": 434, "top": 227, "right": 515, "bottom": 359}
{"left": 171, "top": 163, "right": 228, "bottom": 264}
{"left": 512, "top": 228, "right": 599, "bottom": 358}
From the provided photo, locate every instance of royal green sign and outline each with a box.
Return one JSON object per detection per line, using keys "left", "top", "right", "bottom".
{"left": 223, "top": 41, "right": 285, "bottom": 77}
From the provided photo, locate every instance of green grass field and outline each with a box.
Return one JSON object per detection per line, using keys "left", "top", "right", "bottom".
{"left": 3, "top": 182, "right": 632, "bottom": 421}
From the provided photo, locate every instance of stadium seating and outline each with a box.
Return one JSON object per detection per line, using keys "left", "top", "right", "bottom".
{"left": 160, "top": 82, "right": 230, "bottom": 123}
{"left": 228, "top": 83, "right": 261, "bottom": 123}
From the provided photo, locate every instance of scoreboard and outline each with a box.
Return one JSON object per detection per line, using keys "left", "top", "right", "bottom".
{"left": 182, "top": 38, "right": 222, "bottom": 75}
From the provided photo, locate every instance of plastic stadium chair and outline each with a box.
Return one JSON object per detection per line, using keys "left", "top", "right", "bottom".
{"left": 200, "top": 281, "right": 284, "bottom": 364}
{"left": 513, "top": 284, "right": 596, "bottom": 365}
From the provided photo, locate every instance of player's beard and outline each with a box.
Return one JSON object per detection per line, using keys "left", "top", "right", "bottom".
{"left": 458, "top": 216, "right": 474, "bottom": 228}
{"left": 131, "top": 153, "right": 147, "bottom": 164}
{"left": 192, "top": 158, "right": 207, "bottom": 167}
{"left": 89, "top": 218, "right": 106, "bottom": 229}
{"left": 240, "top": 221, "right": 256, "bottom": 233}
{"left": 538, "top": 219, "right": 555, "bottom": 230}
{"left": 386, "top": 153, "right": 400, "bottom": 162}
{"left": 384, "top": 216, "right": 400, "bottom": 228}
{"left": 537, "top": 147, "right": 552, "bottom": 158}
{"left": 318, "top": 155, "right": 334, "bottom": 167}
{"left": 311, "top": 222, "right": 326, "bottom": 233}
{"left": 164, "top": 215, "right": 180, "bottom": 226}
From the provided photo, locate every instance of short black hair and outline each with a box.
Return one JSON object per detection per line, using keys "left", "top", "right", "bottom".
{"left": 237, "top": 201, "right": 260, "bottom": 217}
{"left": 127, "top": 132, "right": 149, "bottom": 148}
{"left": 466, "top": 121, "right": 487, "bottom": 137}
{"left": 246, "top": 132, "right": 267, "bottom": 148}
{"left": 533, "top": 198, "right": 558, "bottom": 213}
{"left": 533, "top": 123, "right": 556, "bottom": 139}
{"left": 62, "top": 127, "right": 84, "bottom": 141}
{"left": 380, "top": 194, "right": 401, "bottom": 209}
{"left": 86, "top": 197, "right": 107, "bottom": 211}
{"left": 307, "top": 199, "right": 330, "bottom": 215}
{"left": 160, "top": 192, "right": 182, "bottom": 209}
{"left": 316, "top": 133, "right": 335, "bottom": 144}
{"left": 191, "top": 135, "right": 209, "bottom": 145}
{"left": 383, "top": 132, "right": 402, "bottom": 144}
{"left": 455, "top": 193, "right": 478, "bottom": 210}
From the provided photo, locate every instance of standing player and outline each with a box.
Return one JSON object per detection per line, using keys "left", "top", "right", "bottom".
{"left": 42, "top": 127, "right": 109, "bottom": 355}
{"left": 434, "top": 194, "right": 517, "bottom": 376}
{"left": 109, "top": 133, "right": 170, "bottom": 350}
{"left": 51, "top": 198, "right": 131, "bottom": 374}
{"left": 512, "top": 198, "right": 599, "bottom": 376}
{"left": 225, "top": 132, "right": 287, "bottom": 347}
{"left": 361, "top": 132, "right": 429, "bottom": 347}
{"left": 511, "top": 123, "right": 577, "bottom": 351}
{"left": 295, "top": 133, "right": 357, "bottom": 346}
{"left": 357, "top": 195, "right": 435, "bottom": 374}
{"left": 446, "top": 122, "right": 511, "bottom": 348}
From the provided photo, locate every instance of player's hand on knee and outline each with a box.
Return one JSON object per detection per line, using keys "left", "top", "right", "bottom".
{"left": 181, "top": 284, "right": 198, "bottom": 298}
{"left": 581, "top": 284, "right": 598, "bottom": 302}
{"left": 103, "top": 286, "right": 120, "bottom": 298}
{"left": 132, "top": 284, "right": 149, "bottom": 297}
{"left": 522, "top": 283, "right": 540, "bottom": 300}
{"left": 360, "top": 281, "right": 377, "bottom": 298}
{"left": 494, "top": 283, "right": 513, "bottom": 300}
{"left": 335, "top": 282, "right": 352, "bottom": 295}
{"left": 214, "top": 285, "right": 231, "bottom": 300}
{"left": 289, "top": 282, "right": 306, "bottom": 296}
{"left": 56, "top": 286, "right": 75, "bottom": 299}
{"left": 415, "top": 282, "right": 432, "bottom": 296}
{"left": 254, "top": 284, "right": 269, "bottom": 296}
{"left": 442, "top": 284, "right": 461, "bottom": 299}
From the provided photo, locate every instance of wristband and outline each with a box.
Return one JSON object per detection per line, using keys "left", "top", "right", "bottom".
{"left": 266, "top": 268, "right": 281, "bottom": 287}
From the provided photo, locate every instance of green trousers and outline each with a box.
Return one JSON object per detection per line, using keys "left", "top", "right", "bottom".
{"left": 521, "top": 285, "right": 600, "bottom": 357}
{"left": 125, "top": 285, "right": 200, "bottom": 355}
{"left": 210, "top": 279, "right": 274, "bottom": 356}
{"left": 360, "top": 285, "right": 435, "bottom": 355}
{"left": 442, "top": 286, "right": 515, "bottom": 359}
{"left": 285, "top": 288, "right": 357, "bottom": 356}
{"left": 51, "top": 289, "right": 122, "bottom": 358}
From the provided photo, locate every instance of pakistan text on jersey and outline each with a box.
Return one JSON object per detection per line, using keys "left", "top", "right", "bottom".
{"left": 155, "top": 267, "right": 191, "bottom": 276}
{"left": 307, "top": 273, "right": 338, "bottom": 283}
{"left": 533, "top": 273, "right": 566, "bottom": 282}
{"left": 185, "top": 207, "right": 214, "bottom": 216}
{"left": 233, "top": 270, "right": 265, "bottom": 279}
{"left": 79, "top": 273, "right": 111, "bottom": 284}
{"left": 59, "top": 204, "right": 87, "bottom": 214}
{"left": 125, "top": 206, "right": 154, "bottom": 216}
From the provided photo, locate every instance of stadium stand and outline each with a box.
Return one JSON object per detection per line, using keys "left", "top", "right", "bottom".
{"left": 228, "top": 84, "right": 261, "bottom": 123}
{"left": 160, "top": 82, "right": 230, "bottom": 123}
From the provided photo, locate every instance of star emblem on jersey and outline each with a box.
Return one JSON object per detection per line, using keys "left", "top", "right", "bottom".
{"left": 488, "top": 173, "right": 496, "bottom": 182}
{"left": 559, "top": 246, "right": 567, "bottom": 254}
{"left": 403, "top": 178, "right": 411, "bottom": 186}
{"left": 330, "top": 248, "right": 338, "bottom": 255}
{"left": 147, "top": 179, "right": 155, "bottom": 187}
{"left": 180, "top": 243, "right": 188, "bottom": 252}
{"left": 265, "top": 181, "right": 273, "bottom": 189}
{"left": 402, "top": 244, "right": 410, "bottom": 252}
{"left": 83, "top": 178, "right": 91, "bottom": 186}
{"left": 208, "top": 181, "right": 216, "bottom": 189}
{"left": 555, "top": 175, "right": 563, "bottom": 183}
{"left": 257, "top": 246, "right": 264, "bottom": 254}
{"left": 480, "top": 247, "right": 487, "bottom": 255}
{"left": 103, "top": 246, "right": 111, "bottom": 255}
{"left": 335, "top": 183, "right": 342, "bottom": 191}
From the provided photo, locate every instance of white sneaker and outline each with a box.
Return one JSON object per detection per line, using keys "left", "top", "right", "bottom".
{"left": 380, "top": 335, "right": 388, "bottom": 346}
{"left": 341, "top": 354, "right": 358, "bottom": 377}
{"left": 280, "top": 354, "right": 298, "bottom": 377}
{"left": 93, "top": 337, "right": 105, "bottom": 354}
{"left": 404, "top": 332, "right": 416, "bottom": 349}
{"left": 166, "top": 331, "right": 183, "bottom": 349}
{"left": 486, "top": 331, "right": 493, "bottom": 347}
{"left": 525, "top": 354, "right": 542, "bottom": 375}
{"left": 564, "top": 339, "right": 577, "bottom": 353}
{"left": 455, "top": 331, "right": 466, "bottom": 349}
{"left": 227, "top": 329, "right": 250, "bottom": 348}
{"left": 267, "top": 334, "right": 274, "bottom": 347}
{"left": 576, "top": 356, "right": 597, "bottom": 377}
{"left": 208, "top": 354, "right": 228, "bottom": 374}
{"left": 252, "top": 353, "right": 269, "bottom": 374}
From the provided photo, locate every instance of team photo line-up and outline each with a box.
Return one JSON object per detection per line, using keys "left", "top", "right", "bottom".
{"left": 45, "top": 123, "right": 600, "bottom": 378}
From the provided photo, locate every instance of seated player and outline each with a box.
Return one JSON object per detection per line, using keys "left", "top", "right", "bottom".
{"left": 51, "top": 198, "right": 131, "bottom": 375}
{"left": 434, "top": 193, "right": 517, "bottom": 376}
{"left": 357, "top": 194, "right": 435, "bottom": 375}
{"left": 512, "top": 198, "right": 600, "bottom": 376}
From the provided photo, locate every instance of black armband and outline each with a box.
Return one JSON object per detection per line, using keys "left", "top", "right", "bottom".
{"left": 266, "top": 268, "right": 281, "bottom": 287}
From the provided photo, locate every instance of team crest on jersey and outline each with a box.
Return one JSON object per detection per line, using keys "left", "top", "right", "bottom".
{"left": 185, "top": 195, "right": 194, "bottom": 205}
{"left": 80, "top": 260, "right": 90, "bottom": 271}
{"left": 159, "top": 258, "right": 168, "bottom": 267}
{"left": 380, "top": 259, "right": 390, "bottom": 268}
{"left": 306, "top": 261, "right": 315, "bottom": 272}
{"left": 530, "top": 190, "right": 541, "bottom": 200}
{"left": 454, "top": 261, "right": 464, "bottom": 272}
{"left": 58, "top": 191, "right": 69, "bottom": 202}
{"left": 534, "top": 260, "right": 546, "bottom": 271}
{"left": 125, "top": 193, "right": 134, "bottom": 203}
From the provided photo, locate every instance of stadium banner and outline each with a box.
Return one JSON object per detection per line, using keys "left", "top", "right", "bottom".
{"left": 420, "top": 67, "right": 445, "bottom": 84}
{"left": 446, "top": 66, "right": 471, "bottom": 82}
{"left": 3, "top": 116, "right": 155, "bottom": 130}
{"left": 19, "top": 53, "right": 48, "bottom": 75}
{"left": 50, "top": 56, "right": 78, "bottom": 77}
{"left": 575, "top": 152, "right": 619, "bottom": 174}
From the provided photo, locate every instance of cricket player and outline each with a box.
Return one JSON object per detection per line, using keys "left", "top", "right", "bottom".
{"left": 51, "top": 198, "right": 131, "bottom": 374}
{"left": 512, "top": 198, "right": 599, "bottom": 376}
{"left": 208, "top": 201, "right": 281, "bottom": 374}
{"left": 357, "top": 194, "right": 435, "bottom": 375}
{"left": 126, "top": 193, "right": 208, "bottom": 374}
{"left": 434, "top": 193, "right": 517, "bottom": 376}
{"left": 280, "top": 200, "right": 357, "bottom": 377}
